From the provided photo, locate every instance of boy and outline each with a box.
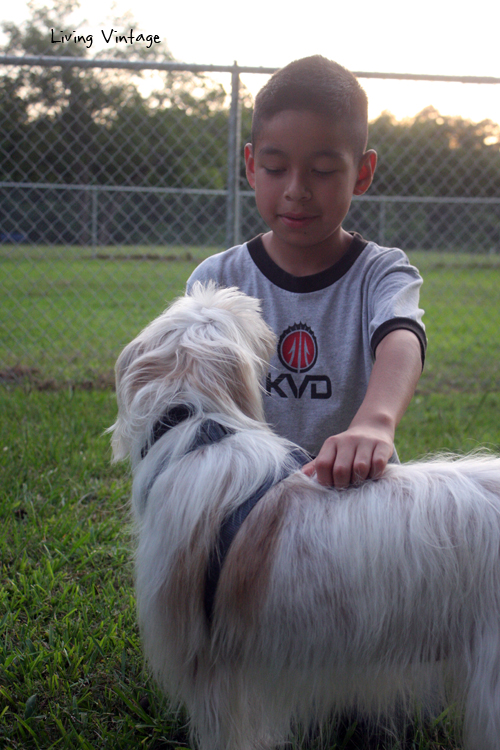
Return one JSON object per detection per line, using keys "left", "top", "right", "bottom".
{"left": 187, "top": 55, "right": 426, "bottom": 488}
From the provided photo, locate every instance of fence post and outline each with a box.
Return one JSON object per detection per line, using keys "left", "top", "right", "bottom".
{"left": 91, "top": 188, "right": 98, "bottom": 257}
{"left": 225, "top": 62, "right": 241, "bottom": 250}
{"left": 379, "top": 200, "right": 386, "bottom": 247}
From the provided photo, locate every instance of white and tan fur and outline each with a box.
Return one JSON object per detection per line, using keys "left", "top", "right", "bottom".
{"left": 110, "top": 283, "right": 500, "bottom": 750}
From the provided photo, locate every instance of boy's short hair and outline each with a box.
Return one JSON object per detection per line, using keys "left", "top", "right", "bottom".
{"left": 252, "top": 56, "right": 369, "bottom": 160}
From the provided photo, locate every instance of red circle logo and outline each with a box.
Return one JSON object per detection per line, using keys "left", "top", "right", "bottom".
{"left": 278, "top": 323, "right": 318, "bottom": 373}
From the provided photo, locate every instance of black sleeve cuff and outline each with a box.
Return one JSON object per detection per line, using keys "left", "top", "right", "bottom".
{"left": 371, "top": 317, "right": 427, "bottom": 369}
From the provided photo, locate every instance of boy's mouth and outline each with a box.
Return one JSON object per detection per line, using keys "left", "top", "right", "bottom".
{"left": 279, "top": 213, "right": 317, "bottom": 229}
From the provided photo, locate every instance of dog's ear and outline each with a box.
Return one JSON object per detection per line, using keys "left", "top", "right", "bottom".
{"left": 114, "top": 339, "right": 144, "bottom": 391}
{"left": 226, "top": 323, "right": 276, "bottom": 422}
{"left": 110, "top": 331, "right": 179, "bottom": 462}
{"left": 114, "top": 326, "right": 179, "bottom": 407}
{"left": 114, "top": 338, "right": 156, "bottom": 409}
{"left": 181, "top": 313, "right": 275, "bottom": 423}
{"left": 108, "top": 338, "right": 145, "bottom": 462}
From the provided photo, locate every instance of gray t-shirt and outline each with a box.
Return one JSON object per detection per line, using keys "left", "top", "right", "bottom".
{"left": 187, "top": 234, "right": 426, "bottom": 456}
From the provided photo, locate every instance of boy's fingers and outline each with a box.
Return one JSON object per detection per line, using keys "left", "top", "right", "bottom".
{"left": 314, "top": 441, "right": 338, "bottom": 487}
{"left": 331, "top": 443, "right": 357, "bottom": 488}
{"left": 332, "top": 439, "right": 391, "bottom": 487}
{"left": 352, "top": 448, "right": 372, "bottom": 484}
{"left": 307, "top": 436, "right": 393, "bottom": 488}
{"left": 301, "top": 460, "right": 316, "bottom": 476}
{"left": 369, "top": 443, "right": 392, "bottom": 479}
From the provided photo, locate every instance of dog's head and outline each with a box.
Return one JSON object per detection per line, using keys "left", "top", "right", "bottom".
{"left": 110, "top": 283, "right": 277, "bottom": 461}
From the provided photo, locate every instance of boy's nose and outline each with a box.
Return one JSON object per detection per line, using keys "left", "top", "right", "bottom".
{"left": 284, "top": 172, "right": 311, "bottom": 201}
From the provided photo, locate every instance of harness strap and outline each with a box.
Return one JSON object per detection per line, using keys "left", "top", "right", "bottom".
{"left": 141, "top": 406, "right": 311, "bottom": 629}
{"left": 141, "top": 404, "right": 233, "bottom": 459}
{"left": 141, "top": 404, "right": 193, "bottom": 459}
{"left": 204, "top": 447, "right": 310, "bottom": 628}
{"left": 140, "top": 407, "right": 234, "bottom": 509}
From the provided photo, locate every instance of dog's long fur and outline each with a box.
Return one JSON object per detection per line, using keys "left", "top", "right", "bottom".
{"left": 111, "top": 283, "right": 500, "bottom": 750}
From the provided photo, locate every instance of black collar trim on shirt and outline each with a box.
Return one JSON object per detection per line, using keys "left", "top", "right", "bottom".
{"left": 246, "top": 233, "right": 368, "bottom": 293}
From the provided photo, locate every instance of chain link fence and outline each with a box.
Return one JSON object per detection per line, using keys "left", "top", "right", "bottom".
{"left": 1, "top": 56, "right": 499, "bottom": 392}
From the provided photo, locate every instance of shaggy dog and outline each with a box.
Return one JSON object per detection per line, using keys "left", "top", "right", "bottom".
{"left": 110, "top": 283, "right": 500, "bottom": 750}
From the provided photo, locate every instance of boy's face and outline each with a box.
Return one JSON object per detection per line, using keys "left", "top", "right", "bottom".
{"left": 245, "top": 110, "right": 376, "bottom": 260}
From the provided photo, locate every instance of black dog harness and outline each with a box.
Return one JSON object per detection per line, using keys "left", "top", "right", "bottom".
{"left": 140, "top": 404, "right": 233, "bottom": 459}
{"left": 204, "top": 445, "right": 310, "bottom": 626}
{"left": 141, "top": 405, "right": 310, "bottom": 629}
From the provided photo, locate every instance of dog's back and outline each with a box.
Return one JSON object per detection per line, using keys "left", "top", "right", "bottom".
{"left": 138, "top": 442, "right": 500, "bottom": 750}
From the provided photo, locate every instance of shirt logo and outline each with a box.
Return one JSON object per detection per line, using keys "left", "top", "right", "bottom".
{"left": 278, "top": 323, "right": 318, "bottom": 374}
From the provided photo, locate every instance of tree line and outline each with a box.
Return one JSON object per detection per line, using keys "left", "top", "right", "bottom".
{"left": 1, "top": 1, "right": 499, "bottom": 247}
{"left": 2, "top": 1, "right": 500, "bottom": 198}
{"left": 2, "top": 1, "right": 500, "bottom": 197}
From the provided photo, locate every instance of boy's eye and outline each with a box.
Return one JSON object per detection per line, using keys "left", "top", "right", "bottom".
{"left": 263, "top": 167, "right": 285, "bottom": 175}
{"left": 313, "top": 169, "right": 335, "bottom": 175}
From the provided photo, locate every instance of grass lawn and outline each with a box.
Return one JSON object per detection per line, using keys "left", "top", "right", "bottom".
{"left": 408, "top": 250, "right": 500, "bottom": 394}
{"left": 4, "top": 386, "right": 497, "bottom": 749}
{"left": 0, "top": 244, "right": 215, "bottom": 385}
{"left": 1, "top": 244, "right": 500, "bottom": 748}
{"left": 1, "top": 244, "right": 500, "bottom": 391}
{"left": 1, "top": 388, "right": 189, "bottom": 750}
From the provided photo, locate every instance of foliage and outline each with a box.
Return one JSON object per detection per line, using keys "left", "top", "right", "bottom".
{"left": 2, "top": 2, "right": 499, "bottom": 198}
{"left": 369, "top": 106, "right": 500, "bottom": 197}
{"left": 0, "top": 0, "right": 233, "bottom": 190}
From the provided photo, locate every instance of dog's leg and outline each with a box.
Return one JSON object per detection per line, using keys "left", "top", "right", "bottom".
{"left": 462, "top": 619, "right": 500, "bottom": 750}
{"left": 193, "top": 709, "right": 275, "bottom": 750}
{"left": 188, "top": 665, "right": 278, "bottom": 750}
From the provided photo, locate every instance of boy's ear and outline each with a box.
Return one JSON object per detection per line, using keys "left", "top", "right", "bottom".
{"left": 244, "top": 143, "right": 256, "bottom": 189}
{"left": 353, "top": 149, "right": 377, "bottom": 196}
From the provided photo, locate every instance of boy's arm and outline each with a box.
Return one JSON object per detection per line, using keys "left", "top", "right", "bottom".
{"left": 302, "top": 328, "right": 423, "bottom": 488}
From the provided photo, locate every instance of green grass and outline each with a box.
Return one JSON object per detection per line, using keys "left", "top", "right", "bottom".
{"left": 0, "top": 388, "right": 191, "bottom": 750}
{"left": 3, "top": 386, "right": 497, "bottom": 749}
{"left": 1, "top": 245, "right": 500, "bottom": 391}
{"left": 0, "top": 245, "right": 216, "bottom": 384}
{"left": 406, "top": 251, "right": 500, "bottom": 393}
{"left": 2, "top": 244, "right": 500, "bottom": 748}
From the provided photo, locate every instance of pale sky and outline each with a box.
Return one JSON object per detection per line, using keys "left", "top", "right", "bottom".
{"left": 4, "top": 0, "right": 500, "bottom": 126}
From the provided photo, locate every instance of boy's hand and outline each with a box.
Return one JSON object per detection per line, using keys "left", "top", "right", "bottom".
{"left": 302, "top": 419, "right": 394, "bottom": 488}
{"left": 301, "top": 329, "right": 423, "bottom": 488}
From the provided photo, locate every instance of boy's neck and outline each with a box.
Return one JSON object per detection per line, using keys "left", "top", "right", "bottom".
{"left": 261, "top": 228, "right": 354, "bottom": 277}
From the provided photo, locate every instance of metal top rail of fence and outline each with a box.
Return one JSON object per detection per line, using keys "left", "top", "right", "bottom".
{"left": 2, "top": 54, "right": 500, "bottom": 81}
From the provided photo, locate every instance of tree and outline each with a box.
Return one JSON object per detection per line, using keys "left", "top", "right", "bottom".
{"left": 369, "top": 106, "right": 500, "bottom": 198}
{"left": 0, "top": 0, "right": 236, "bottom": 243}
{"left": 0, "top": 0, "right": 230, "bottom": 185}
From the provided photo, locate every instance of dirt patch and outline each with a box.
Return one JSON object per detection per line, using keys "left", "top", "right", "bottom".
{"left": 0, "top": 365, "right": 115, "bottom": 391}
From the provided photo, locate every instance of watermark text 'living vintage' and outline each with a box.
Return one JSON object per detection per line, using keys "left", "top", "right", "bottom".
{"left": 51, "top": 28, "right": 161, "bottom": 50}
